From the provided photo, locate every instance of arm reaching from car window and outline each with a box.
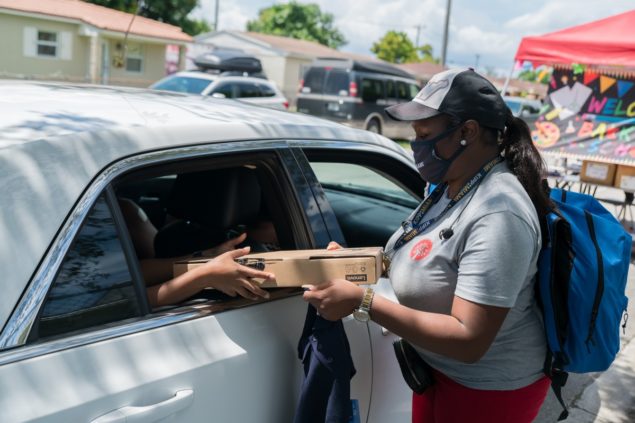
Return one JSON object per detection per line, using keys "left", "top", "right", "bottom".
{"left": 118, "top": 197, "right": 275, "bottom": 307}
{"left": 146, "top": 246, "right": 274, "bottom": 307}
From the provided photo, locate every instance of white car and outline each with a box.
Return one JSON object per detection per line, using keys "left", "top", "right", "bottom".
{"left": 151, "top": 71, "right": 289, "bottom": 110}
{"left": 0, "top": 82, "right": 423, "bottom": 423}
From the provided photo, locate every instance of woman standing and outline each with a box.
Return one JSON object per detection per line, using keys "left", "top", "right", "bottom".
{"left": 303, "top": 68, "right": 552, "bottom": 422}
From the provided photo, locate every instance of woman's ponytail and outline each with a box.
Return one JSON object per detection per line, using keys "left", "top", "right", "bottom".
{"left": 500, "top": 114, "right": 552, "bottom": 217}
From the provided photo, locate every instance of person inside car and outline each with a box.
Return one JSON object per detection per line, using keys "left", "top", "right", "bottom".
{"left": 118, "top": 197, "right": 274, "bottom": 307}
{"left": 302, "top": 68, "right": 551, "bottom": 423}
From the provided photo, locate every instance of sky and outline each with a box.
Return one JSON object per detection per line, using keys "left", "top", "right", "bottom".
{"left": 192, "top": 0, "right": 634, "bottom": 76}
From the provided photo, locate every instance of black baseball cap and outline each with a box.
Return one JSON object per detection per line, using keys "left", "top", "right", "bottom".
{"left": 385, "top": 68, "right": 509, "bottom": 130}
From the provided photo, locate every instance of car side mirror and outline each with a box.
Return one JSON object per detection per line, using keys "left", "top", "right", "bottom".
{"left": 211, "top": 92, "right": 226, "bottom": 99}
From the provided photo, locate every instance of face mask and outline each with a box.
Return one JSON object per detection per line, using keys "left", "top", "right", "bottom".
{"left": 410, "top": 124, "right": 464, "bottom": 184}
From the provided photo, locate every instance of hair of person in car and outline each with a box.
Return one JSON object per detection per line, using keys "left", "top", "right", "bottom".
{"left": 477, "top": 113, "right": 553, "bottom": 218}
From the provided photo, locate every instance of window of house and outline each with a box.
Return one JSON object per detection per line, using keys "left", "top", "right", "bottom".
{"left": 36, "top": 194, "right": 143, "bottom": 340}
{"left": 37, "top": 31, "right": 58, "bottom": 57}
{"left": 126, "top": 44, "right": 144, "bottom": 73}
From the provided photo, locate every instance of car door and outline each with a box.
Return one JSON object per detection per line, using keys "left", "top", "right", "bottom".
{"left": 0, "top": 143, "right": 372, "bottom": 423}
{"left": 291, "top": 143, "right": 426, "bottom": 423}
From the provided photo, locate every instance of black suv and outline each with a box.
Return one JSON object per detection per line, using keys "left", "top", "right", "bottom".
{"left": 296, "top": 58, "right": 420, "bottom": 139}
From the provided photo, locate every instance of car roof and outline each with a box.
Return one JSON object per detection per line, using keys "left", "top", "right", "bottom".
{"left": 166, "top": 71, "right": 275, "bottom": 85}
{"left": 0, "top": 81, "right": 408, "bottom": 326}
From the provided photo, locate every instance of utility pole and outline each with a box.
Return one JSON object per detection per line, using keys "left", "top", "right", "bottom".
{"left": 214, "top": 0, "right": 220, "bottom": 31}
{"left": 415, "top": 24, "right": 424, "bottom": 48}
{"left": 475, "top": 54, "right": 480, "bottom": 69}
{"left": 440, "top": 0, "right": 452, "bottom": 67}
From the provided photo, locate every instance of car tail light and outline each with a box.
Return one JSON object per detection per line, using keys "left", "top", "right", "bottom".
{"left": 349, "top": 81, "right": 358, "bottom": 97}
{"left": 283, "top": 101, "right": 289, "bottom": 109}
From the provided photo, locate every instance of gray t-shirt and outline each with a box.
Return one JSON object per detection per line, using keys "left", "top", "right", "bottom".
{"left": 385, "top": 162, "right": 547, "bottom": 390}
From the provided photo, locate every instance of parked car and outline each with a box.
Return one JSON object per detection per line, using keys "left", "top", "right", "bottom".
{"left": 296, "top": 58, "right": 420, "bottom": 139}
{"left": 0, "top": 81, "right": 425, "bottom": 422}
{"left": 150, "top": 71, "right": 289, "bottom": 110}
{"left": 504, "top": 96, "right": 543, "bottom": 120}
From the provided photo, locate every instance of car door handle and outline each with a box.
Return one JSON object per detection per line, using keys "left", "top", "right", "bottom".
{"left": 90, "top": 389, "right": 194, "bottom": 423}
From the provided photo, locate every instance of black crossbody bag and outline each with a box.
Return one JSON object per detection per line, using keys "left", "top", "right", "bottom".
{"left": 392, "top": 338, "right": 435, "bottom": 394}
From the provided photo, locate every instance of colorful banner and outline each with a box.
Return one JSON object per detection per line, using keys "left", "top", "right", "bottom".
{"left": 531, "top": 68, "right": 635, "bottom": 164}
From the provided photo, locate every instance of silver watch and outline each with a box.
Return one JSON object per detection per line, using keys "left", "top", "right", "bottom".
{"left": 353, "top": 287, "right": 375, "bottom": 322}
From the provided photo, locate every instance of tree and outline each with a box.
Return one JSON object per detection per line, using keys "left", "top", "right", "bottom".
{"left": 371, "top": 31, "right": 436, "bottom": 64}
{"left": 246, "top": 2, "right": 346, "bottom": 49}
{"left": 86, "top": 0, "right": 211, "bottom": 36}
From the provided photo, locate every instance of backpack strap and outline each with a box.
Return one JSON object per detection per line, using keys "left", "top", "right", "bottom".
{"left": 551, "top": 368, "right": 570, "bottom": 421}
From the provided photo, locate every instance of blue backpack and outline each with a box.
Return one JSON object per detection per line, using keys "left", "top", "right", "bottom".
{"left": 538, "top": 188, "right": 631, "bottom": 420}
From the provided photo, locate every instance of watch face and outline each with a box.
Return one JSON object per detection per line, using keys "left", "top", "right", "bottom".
{"left": 353, "top": 309, "right": 369, "bottom": 322}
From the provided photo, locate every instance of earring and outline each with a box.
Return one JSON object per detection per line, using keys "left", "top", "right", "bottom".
{"left": 460, "top": 139, "right": 467, "bottom": 146}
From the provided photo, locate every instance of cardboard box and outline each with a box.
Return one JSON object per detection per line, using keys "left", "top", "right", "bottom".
{"left": 579, "top": 160, "right": 617, "bottom": 186}
{"left": 173, "top": 247, "right": 386, "bottom": 287}
{"left": 614, "top": 165, "right": 635, "bottom": 192}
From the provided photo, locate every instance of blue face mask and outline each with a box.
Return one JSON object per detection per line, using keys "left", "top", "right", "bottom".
{"left": 410, "top": 123, "right": 464, "bottom": 184}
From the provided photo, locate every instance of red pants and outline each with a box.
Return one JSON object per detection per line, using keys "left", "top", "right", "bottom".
{"left": 412, "top": 370, "right": 550, "bottom": 423}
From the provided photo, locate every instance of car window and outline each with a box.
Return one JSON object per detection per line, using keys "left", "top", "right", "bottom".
{"left": 325, "top": 69, "right": 350, "bottom": 95}
{"left": 361, "top": 78, "right": 384, "bottom": 102}
{"left": 210, "top": 81, "right": 235, "bottom": 98}
{"left": 386, "top": 80, "right": 396, "bottom": 98}
{"left": 259, "top": 83, "right": 276, "bottom": 97}
{"left": 36, "top": 194, "right": 143, "bottom": 340}
{"left": 409, "top": 83, "right": 420, "bottom": 98}
{"left": 396, "top": 81, "right": 409, "bottom": 100}
{"left": 308, "top": 160, "right": 420, "bottom": 248}
{"left": 310, "top": 162, "right": 418, "bottom": 206}
{"left": 236, "top": 82, "right": 262, "bottom": 98}
{"left": 302, "top": 67, "right": 326, "bottom": 94}
{"left": 151, "top": 76, "right": 213, "bottom": 94}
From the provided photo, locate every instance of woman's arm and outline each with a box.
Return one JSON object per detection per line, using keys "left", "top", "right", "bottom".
{"left": 303, "top": 280, "right": 509, "bottom": 363}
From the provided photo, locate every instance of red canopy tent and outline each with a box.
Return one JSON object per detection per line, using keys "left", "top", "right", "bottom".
{"left": 514, "top": 9, "right": 635, "bottom": 67}
{"left": 507, "top": 10, "right": 635, "bottom": 170}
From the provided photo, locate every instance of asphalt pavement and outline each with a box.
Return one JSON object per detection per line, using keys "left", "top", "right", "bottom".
{"left": 534, "top": 183, "right": 635, "bottom": 423}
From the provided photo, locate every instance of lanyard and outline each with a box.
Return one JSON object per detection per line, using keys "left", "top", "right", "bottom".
{"left": 390, "top": 156, "right": 503, "bottom": 253}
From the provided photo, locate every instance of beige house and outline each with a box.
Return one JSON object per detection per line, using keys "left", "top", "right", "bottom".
{"left": 194, "top": 30, "right": 378, "bottom": 105}
{"left": 0, "top": 0, "right": 192, "bottom": 87}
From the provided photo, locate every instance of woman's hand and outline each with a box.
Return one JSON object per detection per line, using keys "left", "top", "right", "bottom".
{"left": 198, "top": 247, "right": 274, "bottom": 300}
{"left": 302, "top": 279, "right": 365, "bottom": 321}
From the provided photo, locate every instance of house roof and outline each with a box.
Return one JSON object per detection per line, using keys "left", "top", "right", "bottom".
{"left": 396, "top": 62, "right": 447, "bottom": 82}
{"left": 0, "top": 0, "right": 192, "bottom": 43}
{"left": 199, "top": 30, "right": 379, "bottom": 62}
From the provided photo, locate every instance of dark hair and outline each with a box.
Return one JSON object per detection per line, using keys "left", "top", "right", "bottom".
{"left": 496, "top": 114, "right": 552, "bottom": 217}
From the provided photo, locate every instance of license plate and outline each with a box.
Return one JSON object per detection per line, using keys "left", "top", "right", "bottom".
{"left": 327, "top": 103, "right": 340, "bottom": 111}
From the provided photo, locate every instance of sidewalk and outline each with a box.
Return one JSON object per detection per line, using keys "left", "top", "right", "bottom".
{"left": 534, "top": 182, "right": 635, "bottom": 422}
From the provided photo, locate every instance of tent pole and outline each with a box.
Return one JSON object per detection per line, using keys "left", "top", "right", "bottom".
{"left": 501, "top": 61, "right": 515, "bottom": 96}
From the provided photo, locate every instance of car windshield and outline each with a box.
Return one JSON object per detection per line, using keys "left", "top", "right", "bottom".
{"left": 151, "top": 76, "right": 213, "bottom": 94}
{"left": 504, "top": 99, "right": 522, "bottom": 115}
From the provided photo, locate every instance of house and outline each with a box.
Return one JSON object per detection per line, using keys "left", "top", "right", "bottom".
{"left": 193, "top": 30, "right": 379, "bottom": 105}
{"left": 0, "top": 0, "right": 192, "bottom": 87}
{"left": 397, "top": 62, "right": 447, "bottom": 85}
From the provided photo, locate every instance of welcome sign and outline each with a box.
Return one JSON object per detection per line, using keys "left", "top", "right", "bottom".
{"left": 531, "top": 67, "right": 635, "bottom": 165}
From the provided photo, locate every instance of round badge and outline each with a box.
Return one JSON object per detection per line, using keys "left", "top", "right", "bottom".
{"left": 410, "top": 239, "right": 433, "bottom": 261}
